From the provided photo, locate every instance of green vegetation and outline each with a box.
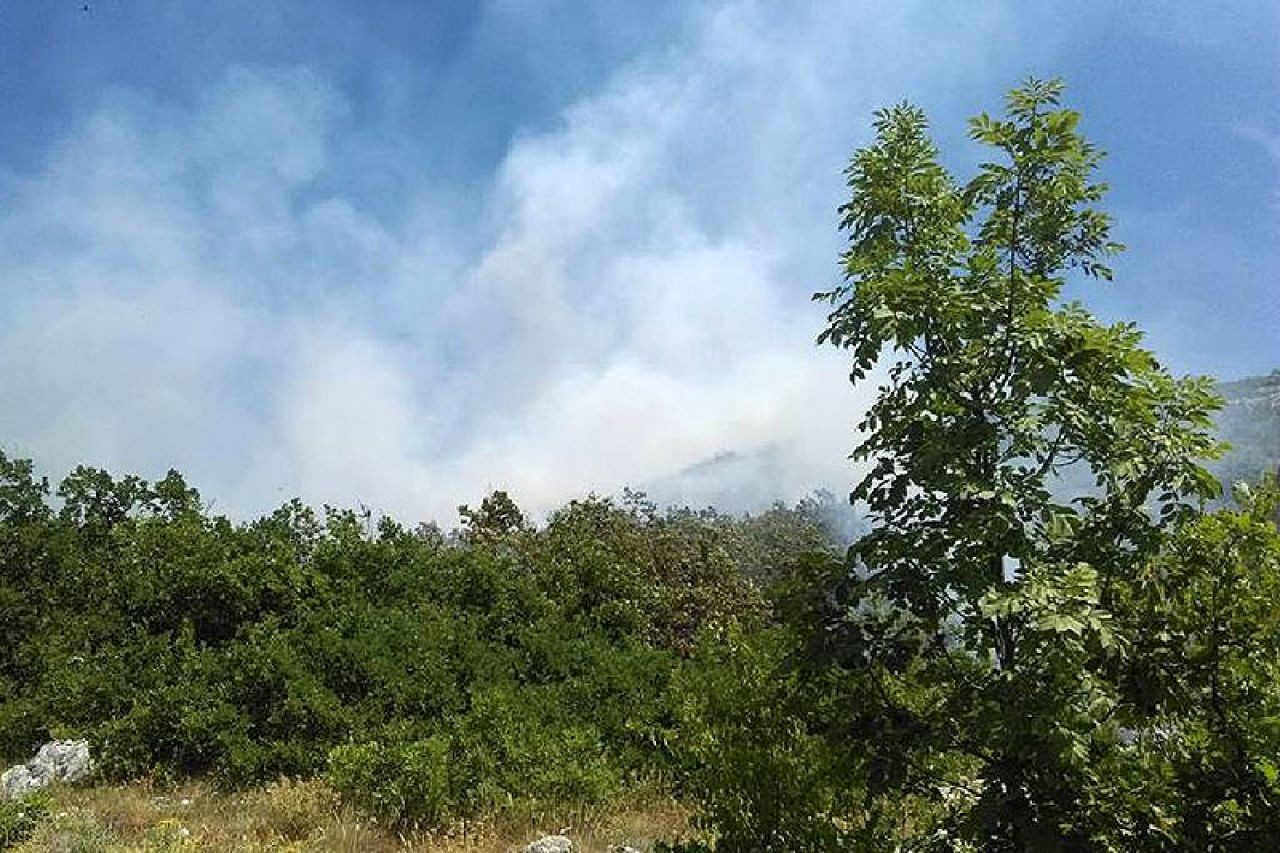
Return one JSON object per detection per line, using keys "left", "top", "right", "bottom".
{"left": 4, "top": 79, "right": 1280, "bottom": 851}
{"left": 0, "top": 463, "right": 841, "bottom": 831}
{"left": 0, "top": 793, "right": 49, "bottom": 849}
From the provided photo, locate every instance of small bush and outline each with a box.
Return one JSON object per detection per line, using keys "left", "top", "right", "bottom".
{"left": 669, "top": 626, "right": 862, "bottom": 852}
{"left": 329, "top": 735, "right": 453, "bottom": 827}
{"left": 241, "top": 777, "right": 339, "bottom": 841}
{"left": 0, "top": 793, "right": 50, "bottom": 850}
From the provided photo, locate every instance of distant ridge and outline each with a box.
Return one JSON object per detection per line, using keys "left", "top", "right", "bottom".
{"left": 1214, "top": 369, "right": 1280, "bottom": 488}
{"left": 1219, "top": 369, "right": 1280, "bottom": 409}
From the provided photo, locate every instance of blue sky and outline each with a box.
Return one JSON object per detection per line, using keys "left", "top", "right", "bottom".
{"left": 0, "top": 1, "right": 1276, "bottom": 521}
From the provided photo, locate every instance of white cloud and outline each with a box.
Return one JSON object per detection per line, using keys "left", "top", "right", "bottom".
{"left": 0, "top": 1, "right": 1028, "bottom": 524}
{"left": 1234, "top": 125, "right": 1280, "bottom": 221}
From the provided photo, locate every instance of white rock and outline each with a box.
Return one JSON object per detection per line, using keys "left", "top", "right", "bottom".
{"left": 0, "top": 765, "right": 36, "bottom": 801}
{"left": 526, "top": 835, "right": 574, "bottom": 853}
{"left": 1, "top": 740, "right": 93, "bottom": 800}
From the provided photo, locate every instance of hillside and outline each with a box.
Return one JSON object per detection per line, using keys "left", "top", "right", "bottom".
{"left": 1215, "top": 369, "right": 1280, "bottom": 487}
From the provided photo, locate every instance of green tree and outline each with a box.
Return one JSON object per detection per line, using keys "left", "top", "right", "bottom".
{"left": 0, "top": 452, "right": 53, "bottom": 742}
{"left": 814, "top": 79, "right": 1226, "bottom": 847}
{"left": 1114, "top": 479, "right": 1280, "bottom": 849}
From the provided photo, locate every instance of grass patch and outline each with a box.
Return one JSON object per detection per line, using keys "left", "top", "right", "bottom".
{"left": 9, "top": 780, "right": 690, "bottom": 852}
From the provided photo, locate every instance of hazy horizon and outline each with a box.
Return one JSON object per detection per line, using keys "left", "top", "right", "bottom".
{"left": 2, "top": 1, "right": 1276, "bottom": 524}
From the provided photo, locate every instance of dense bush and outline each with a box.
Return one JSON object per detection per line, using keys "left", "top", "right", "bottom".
{"left": 0, "top": 450, "right": 841, "bottom": 830}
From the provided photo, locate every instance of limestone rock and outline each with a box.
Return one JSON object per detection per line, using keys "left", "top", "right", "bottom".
{"left": 1, "top": 740, "right": 93, "bottom": 800}
{"left": 525, "top": 835, "right": 574, "bottom": 853}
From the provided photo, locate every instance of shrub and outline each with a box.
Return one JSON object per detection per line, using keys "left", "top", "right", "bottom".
{"left": 330, "top": 684, "right": 627, "bottom": 828}
{"left": 328, "top": 735, "right": 453, "bottom": 827}
{"left": 0, "top": 792, "right": 50, "bottom": 850}
{"left": 668, "top": 626, "right": 863, "bottom": 852}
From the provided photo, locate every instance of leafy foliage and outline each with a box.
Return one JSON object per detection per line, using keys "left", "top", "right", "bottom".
{"left": 631, "top": 76, "right": 1280, "bottom": 853}
{"left": 1111, "top": 480, "right": 1280, "bottom": 848}
{"left": 667, "top": 623, "right": 866, "bottom": 852}
{"left": 0, "top": 452, "right": 838, "bottom": 829}
{"left": 772, "top": 77, "right": 1277, "bottom": 850}
{"left": 0, "top": 792, "right": 50, "bottom": 850}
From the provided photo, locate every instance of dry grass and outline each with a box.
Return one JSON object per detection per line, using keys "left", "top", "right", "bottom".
{"left": 11, "top": 779, "right": 691, "bottom": 852}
